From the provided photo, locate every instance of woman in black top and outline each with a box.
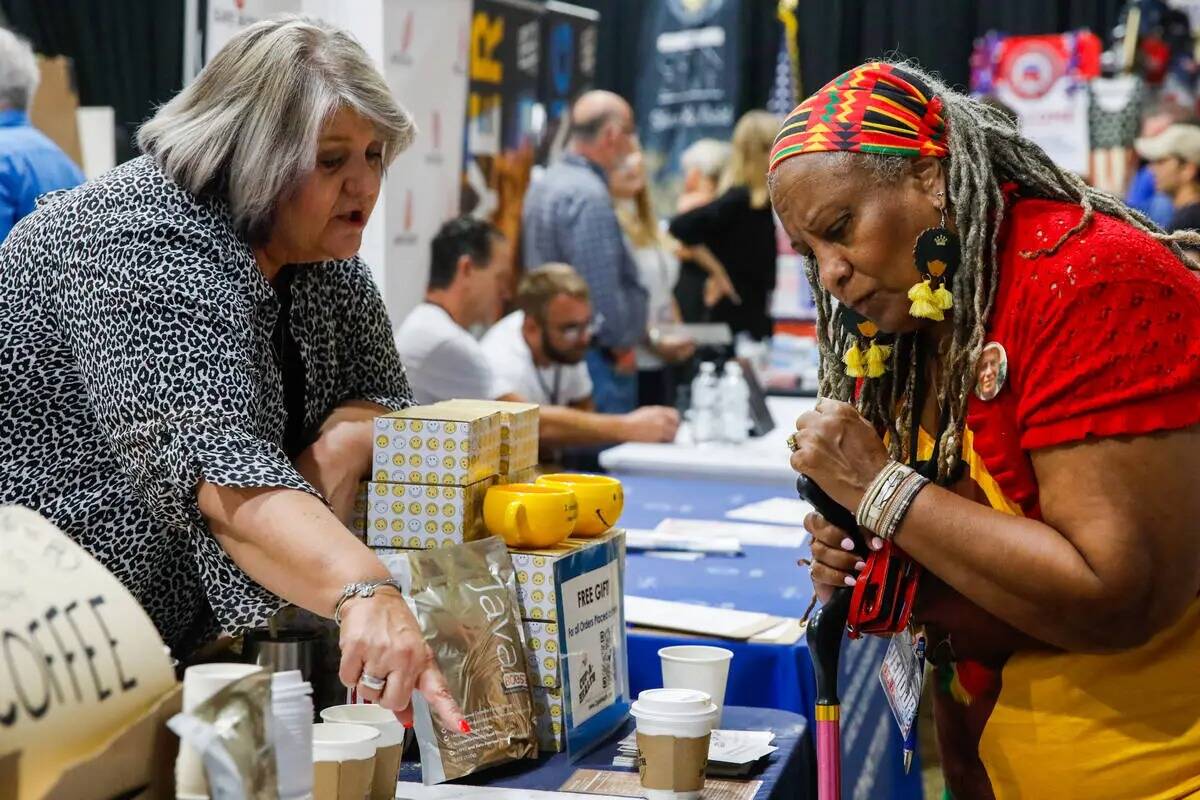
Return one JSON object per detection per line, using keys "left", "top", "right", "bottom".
{"left": 671, "top": 111, "right": 779, "bottom": 340}
{"left": 0, "top": 17, "right": 463, "bottom": 729}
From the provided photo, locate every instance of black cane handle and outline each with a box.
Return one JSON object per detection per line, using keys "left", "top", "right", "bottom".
{"left": 798, "top": 474, "right": 855, "bottom": 706}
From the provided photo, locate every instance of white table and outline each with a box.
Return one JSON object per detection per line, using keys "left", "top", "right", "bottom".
{"left": 598, "top": 396, "right": 817, "bottom": 487}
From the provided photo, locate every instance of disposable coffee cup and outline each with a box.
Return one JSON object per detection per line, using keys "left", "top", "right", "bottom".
{"left": 320, "top": 704, "right": 405, "bottom": 800}
{"left": 659, "top": 645, "right": 733, "bottom": 727}
{"left": 177, "top": 663, "right": 264, "bottom": 800}
{"left": 630, "top": 688, "right": 719, "bottom": 800}
{"left": 312, "top": 722, "right": 380, "bottom": 800}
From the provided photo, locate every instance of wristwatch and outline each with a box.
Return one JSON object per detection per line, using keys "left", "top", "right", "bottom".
{"left": 333, "top": 579, "right": 403, "bottom": 625}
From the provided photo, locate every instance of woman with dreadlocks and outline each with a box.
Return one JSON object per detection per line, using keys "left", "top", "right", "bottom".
{"left": 775, "top": 61, "right": 1200, "bottom": 798}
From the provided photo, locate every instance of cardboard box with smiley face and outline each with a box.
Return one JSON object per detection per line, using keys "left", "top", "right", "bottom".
{"left": 372, "top": 405, "right": 501, "bottom": 487}
{"left": 444, "top": 399, "right": 540, "bottom": 474}
{"left": 354, "top": 479, "right": 495, "bottom": 549}
{"left": 532, "top": 687, "right": 566, "bottom": 752}
{"left": 522, "top": 620, "right": 561, "bottom": 690}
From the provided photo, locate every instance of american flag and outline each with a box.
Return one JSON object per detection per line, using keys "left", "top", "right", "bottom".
{"left": 768, "top": 2, "right": 800, "bottom": 116}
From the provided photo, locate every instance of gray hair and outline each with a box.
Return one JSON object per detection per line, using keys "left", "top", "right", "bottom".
{"left": 770, "top": 59, "right": 1200, "bottom": 482}
{"left": 680, "top": 138, "right": 731, "bottom": 181}
{"left": 0, "top": 27, "right": 39, "bottom": 111}
{"left": 137, "top": 15, "right": 414, "bottom": 244}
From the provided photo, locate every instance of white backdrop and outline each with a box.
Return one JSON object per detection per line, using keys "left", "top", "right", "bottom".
{"left": 200, "top": 0, "right": 469, "bottom": 325}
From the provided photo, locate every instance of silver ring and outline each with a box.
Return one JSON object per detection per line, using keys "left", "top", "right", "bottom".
{"left": 359, "top": 671, "right": 386, "bottom": 691}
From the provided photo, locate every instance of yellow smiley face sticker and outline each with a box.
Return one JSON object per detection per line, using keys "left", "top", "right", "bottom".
{"left": 411, "top": 420, "right": 423, "bottom": 433}
{"left": 445, "top": 422, "right": 457, "bottom": 434}
{"left": 442, "top": 522, "right": 455, "bottom": 534}
{"left": 375, "top": 434, "right": 389, "bottom": 448}
{"left": 427, "top": 437, "right": 440, "bottom": 451}
{"left": 409, "top": 435, "right": 422, "bottom": 450}
{"left": 425, "top": 521, "right": 437, "bottom": 534}
{"left": 408, "top": 454, "right": 421, "bottom": 468}
{"left": 442, "top": 504, "right": 455, "bottom": 518}
{"left": 392, "top": 420, "right": 406, "bottom": 432}
{"left": 443, "top": 456, "right": 456, "bottom": 470}
{"left": 426, "top": 503, "right": 438, "bottom": 516}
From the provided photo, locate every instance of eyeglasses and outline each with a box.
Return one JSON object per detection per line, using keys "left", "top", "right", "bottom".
{"left": 555, "top": 312, "right": 604, "bottom": 342}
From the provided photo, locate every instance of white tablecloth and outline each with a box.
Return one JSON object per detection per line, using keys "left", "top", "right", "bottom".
{"left": 599, "top": 396, "right": 817, "bottom": 486}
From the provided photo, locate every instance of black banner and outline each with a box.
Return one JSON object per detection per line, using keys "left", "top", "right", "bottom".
{"left": 536, "top": 1, "right": 599, "bottom": 165}
{"left": 633, "top": 0, "right": 743, "bottom": 211}
{"left": 461, "top": 0, "right": 544, "bottom": 234}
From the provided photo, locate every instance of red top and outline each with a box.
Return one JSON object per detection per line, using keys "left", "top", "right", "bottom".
{"left": 965, "top": 197, "right": 1200, "bottom": 518}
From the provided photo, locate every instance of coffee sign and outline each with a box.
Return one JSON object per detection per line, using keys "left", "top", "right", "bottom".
{"left": 0, "top": 507, "right": 175, "bottom": 800}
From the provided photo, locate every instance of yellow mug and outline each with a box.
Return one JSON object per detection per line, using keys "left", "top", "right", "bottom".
{"left": 536, "top": 474, "right": 624, "bottom": 537}
{"left": 484, "top": 484, "right": 578, "bottom": 549}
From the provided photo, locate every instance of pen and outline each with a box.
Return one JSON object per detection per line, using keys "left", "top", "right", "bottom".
{"left": 903, "top": 633, "right": 926, "bottom": 774}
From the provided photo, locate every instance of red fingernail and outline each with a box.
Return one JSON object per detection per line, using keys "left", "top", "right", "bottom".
{"left": 459, "top": 720, "right": 472, "bottom": 734}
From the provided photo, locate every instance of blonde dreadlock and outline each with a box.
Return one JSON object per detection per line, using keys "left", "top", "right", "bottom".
{"left": 777, "top": 60, "right": 1200, "bottom": 482}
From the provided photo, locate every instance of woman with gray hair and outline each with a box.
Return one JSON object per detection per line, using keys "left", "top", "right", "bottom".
{"left": 0, "top": 16, "right": 464, "bottom": 729}
{"left": 0, "top": 26, "right": 84, "bottom": 239}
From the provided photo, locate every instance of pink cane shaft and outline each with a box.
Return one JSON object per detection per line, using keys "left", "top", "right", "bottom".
{"left": 815, "top": 714, "right": 841, "bottom": 800}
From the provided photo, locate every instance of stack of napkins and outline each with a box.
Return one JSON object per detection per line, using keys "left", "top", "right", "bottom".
{"left": 614, "top": 729, "right": 778, "bottom": 777}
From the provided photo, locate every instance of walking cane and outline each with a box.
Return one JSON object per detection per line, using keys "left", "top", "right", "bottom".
{"left": 797, "top": 475, "right": 859, "bottom": 800}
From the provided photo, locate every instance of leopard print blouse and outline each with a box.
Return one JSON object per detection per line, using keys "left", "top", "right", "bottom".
{"left": 0, "top": 155, "right": 412, "bottom": 656}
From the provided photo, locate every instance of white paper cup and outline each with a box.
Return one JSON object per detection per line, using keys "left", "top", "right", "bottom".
{"left": 659, "top": 645, "right": 733, "bottom": 727}
{"left": 317, "top": 712, "right": 402, "bottom": 800}
{"left": 630, "top": 688, "right": 719, "bottom": 800}
{"left": 312, "top": 723, "right": 380, "bottom": 800}
{"left": 176, "top": 663, "right": 265, "bottom": 800}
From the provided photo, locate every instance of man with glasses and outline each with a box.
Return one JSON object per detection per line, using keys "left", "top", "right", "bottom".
{"left": 482, "top": 263, "right": 679, "bottom": 449}
{"left": 521, "top": 90, "right": 648, "bottom": 415}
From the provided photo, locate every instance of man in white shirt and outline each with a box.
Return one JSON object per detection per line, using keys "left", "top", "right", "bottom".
{"left": 482, "top": 263, "right": 679, "bottom": 448}
{"left": 395, "top": 217, "right": 512, "bottom": 404}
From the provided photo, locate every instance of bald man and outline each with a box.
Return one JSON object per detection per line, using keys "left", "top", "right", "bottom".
{"left": 522, "top": 90, "right": 648, "bottom": 414}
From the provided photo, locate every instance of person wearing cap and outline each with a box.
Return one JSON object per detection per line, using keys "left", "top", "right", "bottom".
{"left": 1136, "top": 122, "right": 1200, "bottom": 239}
{"left": 773, "top": 61, "right": 1200, "bottom": 797}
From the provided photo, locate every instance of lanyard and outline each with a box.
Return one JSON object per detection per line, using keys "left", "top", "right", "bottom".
{"left": 535, "top": 366, "right": 563, "bottom": 406}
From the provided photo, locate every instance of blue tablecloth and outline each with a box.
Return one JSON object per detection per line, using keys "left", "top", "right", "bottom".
{"left": 617, "top": 472, "right": 924, "bottom": 800}
{"left": 397, "top": 705, "right": 808, "bottom": 799}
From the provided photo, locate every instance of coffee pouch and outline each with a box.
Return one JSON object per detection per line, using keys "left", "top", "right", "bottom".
{"left": 401, "top": 537, "right": 538, "bottom": 784}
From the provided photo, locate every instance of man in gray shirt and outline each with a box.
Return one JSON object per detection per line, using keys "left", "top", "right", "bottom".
{"left": 522, "top": 90, "right": 648, "bottom": 413}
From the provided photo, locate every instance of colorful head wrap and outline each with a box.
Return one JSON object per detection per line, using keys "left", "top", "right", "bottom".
{"left": 769, "top": 61, "right": 949, "bottom": 173}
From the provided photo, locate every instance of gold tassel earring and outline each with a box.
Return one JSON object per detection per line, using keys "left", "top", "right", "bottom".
{"left": 840, "top": 307, "right": 891, "bottom": 379}
{"left": 909, "top": 192, "right": 960, "bottom": 322}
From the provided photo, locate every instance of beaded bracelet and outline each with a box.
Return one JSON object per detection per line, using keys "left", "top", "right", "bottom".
{"left": 855, "top": 460, "right": 930, "bottom": 541}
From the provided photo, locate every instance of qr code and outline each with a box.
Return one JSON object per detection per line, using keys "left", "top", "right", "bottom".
{"left": 600, "top": 627, "right": 613, "bottom": 692}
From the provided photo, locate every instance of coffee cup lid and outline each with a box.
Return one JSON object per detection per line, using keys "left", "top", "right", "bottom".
{"left": 631, "top": 688, "right": 718, "bottom": 722}
{"left": 320, "top": 704, "right": 405, "bottom": 747}
{"left": 312, "top": 722, "right": 380, "bottom": 761}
